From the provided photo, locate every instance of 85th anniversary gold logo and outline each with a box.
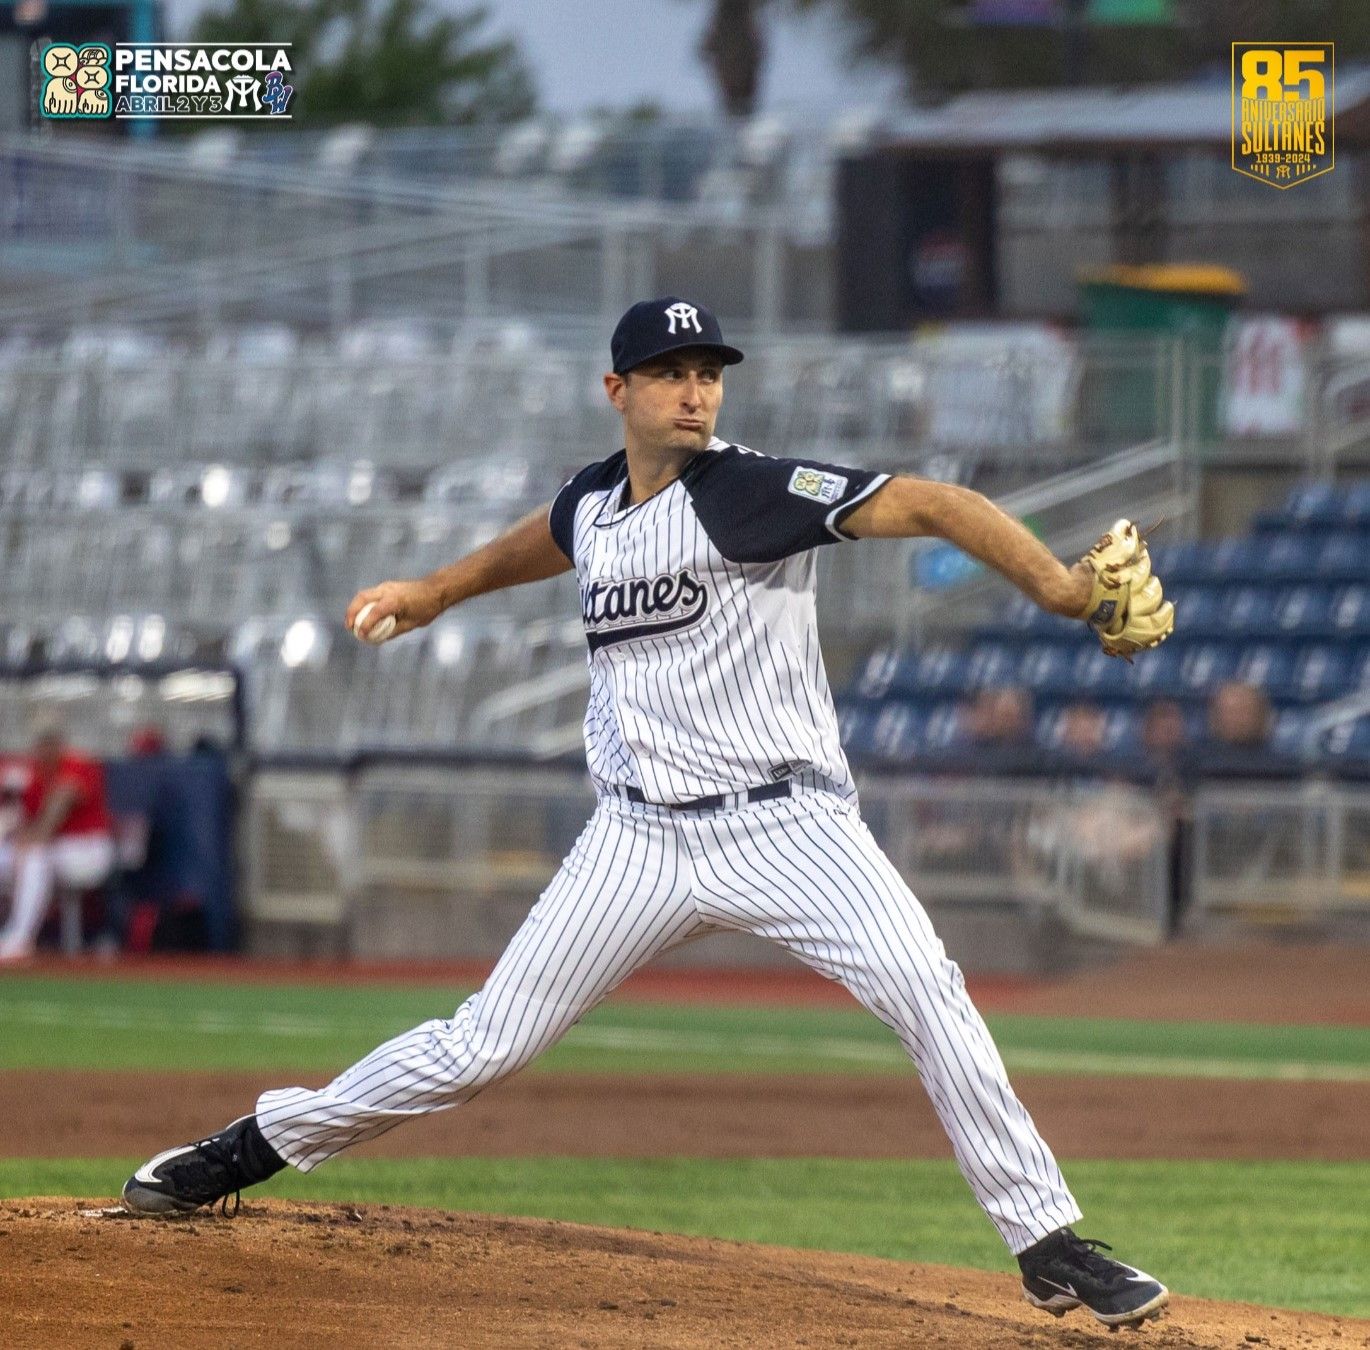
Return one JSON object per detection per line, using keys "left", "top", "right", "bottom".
{"left": 1231, "top": 43, "right": 1334, "bottom": 188}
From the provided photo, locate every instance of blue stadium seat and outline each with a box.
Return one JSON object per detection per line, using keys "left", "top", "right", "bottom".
{"left": 837, "top": 703, "right": 878, "bottom": 756}
{"left": 1288, "top": 646, "right": 1355, "bottom": 701}
{"left": 1344, "top": 481, "right": 1370, "bottom": 525}
{"left": 911, "top": 647, "right": 970, "bottom": 695}
{"left": 1109, "top": 706, "right": 1147, "bottom": 752}
{"left": 1072, "top": 645, "right": 1132, "bottom": 694}
{"left": 1312, "top": 532, "right": 1367, "bottom": 582}
{"left": 1350, "top": 645, "right": 1370, "bottom": 687}
{"left": 1127, "top": 642, "right": 1182, "bottom": 696}
{"left": 1282, "top": 481, "right": 1341, "bottom": 527}
{"left": 1164, "top": 585, "right": 1217, "bottom": 632}
{"left": 1271, "top": 708, "right": 1311, "bottom": 756}
{"left": 1206, "top": 537, "right": 1262, "bottom": 582}
{"left": 966, "top": 641, "right": 1017, "bottom": 688}
{"left": 1273, "top": 586, "right": 1334, "bottom": 635}
{"left": 1000, "top": 593, "right": 1039, "bottom": 631}
{"left": 1235, "top": 644, "right": 1296, "bottom": 695}
{"left": 1178, "top": 643, "right": 1238, "bottom": 691}
{"left": 1330, "top": 585, "right": 1370, "bottom": 635}
{"left": 1102, "top": 705, "right": 1137, "bottom": 750}
{"left": 867, "top": 702, "right": 926, "bottom": 762}
{"left": 1257, "top": 533, "right": 1319, "bottom": 582}
{"left": 1216, "top": 585, "right": 1274, "bottom": 636}
{"left": 1152, "top": 539, "right": 1210, "bottom": 584}
{"left": 922, "top": 702, "right": 964, "bottom": 751}
{"left": 853, "top": 647, "right": 899, "bottom": 699}
{"left": 994, "top": 594, "right": 1072, "bottom": 638}
{"left": 1321, "top": 716, "right": 1370, "bottom": 762}
{"left": 1016, "top": 642, "right": 1076, "bottom": 694}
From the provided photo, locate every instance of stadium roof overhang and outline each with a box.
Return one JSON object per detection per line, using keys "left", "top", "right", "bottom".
{"left": 874, "top": 73, "right": 1370, "bottom": 155}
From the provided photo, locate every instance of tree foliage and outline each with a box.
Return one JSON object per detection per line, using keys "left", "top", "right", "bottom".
{"left": 691, "top": 0, "right": 1370, "bottom": 106}
{"left": 191, "top": 0, "right": 536, "bottom": 126}
{"left": 699, "top": 0, "right": 768, "bottom": 117}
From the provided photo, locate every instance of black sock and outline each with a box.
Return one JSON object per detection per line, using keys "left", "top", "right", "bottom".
{"left": 237, "top": 1116, "right": 287, "bottom": 1183}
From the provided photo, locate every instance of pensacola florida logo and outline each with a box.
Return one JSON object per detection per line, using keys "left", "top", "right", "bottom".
{"left": 40, "top": 44, "right": 111, "bottom": 118}
{"left": 41, "top": 42, "right": 293, "bottom": 120}
{"left": 1231, "top": 43, "right": 1334, "bottom": 188}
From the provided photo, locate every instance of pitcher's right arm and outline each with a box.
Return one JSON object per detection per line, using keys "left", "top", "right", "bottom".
{"left": 346, "top": 503, "right": 573, "bottom": 641}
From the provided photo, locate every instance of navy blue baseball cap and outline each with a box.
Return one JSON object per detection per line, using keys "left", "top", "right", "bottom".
{"left": 610, "top": 296, "right": 745, "bottom": 374}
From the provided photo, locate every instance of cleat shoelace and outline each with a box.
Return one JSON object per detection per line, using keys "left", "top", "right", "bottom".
{"left": 162, "top": 1135, "right": 244, "bottom": 1210}
{"left": 1063, "top": 1235, "right": 1128, "bottom": 1281}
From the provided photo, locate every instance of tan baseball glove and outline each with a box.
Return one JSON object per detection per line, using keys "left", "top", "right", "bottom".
{"left": 1076, "top": 519, "right": 1175, "bottom": 660}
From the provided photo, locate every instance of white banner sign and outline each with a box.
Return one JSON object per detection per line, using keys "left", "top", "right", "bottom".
{"left": 1222, "top": 315, "right": 1311, "bottom": 438}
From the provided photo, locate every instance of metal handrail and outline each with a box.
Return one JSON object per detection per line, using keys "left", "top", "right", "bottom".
{"left": 894, "top": 436, "right": 1195, "bottom": 640}
{"left": 1300, "top": 688, "right": 1370, "bottom": 756}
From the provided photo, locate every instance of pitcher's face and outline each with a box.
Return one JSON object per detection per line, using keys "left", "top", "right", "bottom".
{"left": 603, "top": 349, "right": 724, "bottom": 459}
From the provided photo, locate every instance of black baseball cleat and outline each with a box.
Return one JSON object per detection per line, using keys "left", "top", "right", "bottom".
{"left": 1019, "top": 1227, "right": 1169, "bottom": 1329}
{"left": 121, "top": 1115, "right": 286, "bottom": 1216}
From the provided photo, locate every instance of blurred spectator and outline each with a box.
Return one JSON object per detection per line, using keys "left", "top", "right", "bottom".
{"left": 1056, "top": 701, "right": 1107, "bottom": 762}
{"left": 952, "top": 686, "right": 1039, "bottom": 775}
{"left": 127, "top": 724, "right": 168, "bottom": 757}
{"left": 1209, "top": 682, "right": 1271, "bottom": 746}
{"left": 0, "top": 713, "right": 116, "bottom": 960}
{"left": 1031, "top": 698, "right": 1166, "bottom": 898}
{"left": 0, "top": 759, "right": 28, "bottom": 844}
{"left": 964, "top": 686, "right": 1032, "bottom": 744}
{"left": 1139, "top": 699, "right": 1192, "bottom": 933}
{"left": 106, "top": 732, "right": 234, "bottom": 954}
{"left": 1192, "top": 681, "right": 1299, "bottom": 780}
{"left": 1141, "top": 699, "right": 1187, "bottom": 760}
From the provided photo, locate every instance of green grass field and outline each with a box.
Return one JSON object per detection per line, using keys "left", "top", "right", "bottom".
{"left": 2, "top": 973, "right": 1368, "bottom": 1317}
{"left": 3, "top": 974, "right": 1369, "bottom": 1080}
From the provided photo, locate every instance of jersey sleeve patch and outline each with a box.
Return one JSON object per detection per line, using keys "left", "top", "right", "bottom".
{"left": 787, "top": 466, "right": 848, "bottom": 505}
{"left": 686, "top": 444, "right": 889, "bottom": 564}
{"left": 549, "top": 451, "right": 628, "bottom": 561}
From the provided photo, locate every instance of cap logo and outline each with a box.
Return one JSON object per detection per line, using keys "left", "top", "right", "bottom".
{"left": 664, "top": 302, "right": 702, "bottom": 336}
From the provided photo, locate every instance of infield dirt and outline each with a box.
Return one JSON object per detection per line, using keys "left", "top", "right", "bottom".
{"left": 4, "top": 940, "right": 1367, "bottom": 1346}
{"left": 3, "top": 1067, "right": 1367, "bottom": 1161}
{"left": 3, "top": 1198, "right": 1367, "bottom": 1350}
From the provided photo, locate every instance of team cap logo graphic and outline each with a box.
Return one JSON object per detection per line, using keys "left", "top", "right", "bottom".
{"left": 664, "top": 303, "right": 703, "bottom": 336}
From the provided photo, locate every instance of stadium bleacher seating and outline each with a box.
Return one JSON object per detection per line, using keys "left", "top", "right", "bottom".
{"left": 1, "top": 307, "right": 1366, "bottom": 772}
{"left": 840, "top": 480, "right": 1370, "bottom": 772}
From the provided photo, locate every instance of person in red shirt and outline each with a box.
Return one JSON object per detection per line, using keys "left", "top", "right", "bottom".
{"left": 0, "top": 715, "right": 116, "bottom": 961}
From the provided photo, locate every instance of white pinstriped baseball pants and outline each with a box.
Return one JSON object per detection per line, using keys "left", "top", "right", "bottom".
{"left": 257, "top": 787, "right": 1081, "bottom": 1253}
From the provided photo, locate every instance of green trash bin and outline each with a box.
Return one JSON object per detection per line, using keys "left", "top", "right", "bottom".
{"left": 1078, "top": 263, "right": 1245, "bottom": 450}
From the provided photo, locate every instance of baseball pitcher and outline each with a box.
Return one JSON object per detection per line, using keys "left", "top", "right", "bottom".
{"left": 123, "top": 298, "right": 1173, "bottom": 1329}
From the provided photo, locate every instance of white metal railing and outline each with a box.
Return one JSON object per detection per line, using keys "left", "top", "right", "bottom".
{"left": 1191, "top": 780, "right": 1370, "bottom": 919}
{"left": 244, "top": 765, "right": 1174, "bottom": 956}
{"left": 849, "top": 434, "right": 1198, "bottom": 644}
{"left": 0, "top": 667, "right": 238, "bottom": 758}
{"left": 0, "top": 134, "right": 818, "bottom": 332}
{"left": 248, "top": 763, "right": 1370, "bottom": 958}
{"left": 0, "top": 332, "right": 1179, "bottom": 472}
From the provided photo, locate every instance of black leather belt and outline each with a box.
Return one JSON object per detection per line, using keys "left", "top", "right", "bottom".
{"left": 619, "top": 780, "right": 792, "bottom": 812}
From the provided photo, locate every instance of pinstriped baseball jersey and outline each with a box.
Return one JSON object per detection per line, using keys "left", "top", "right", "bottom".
{"left": 549, "top": 437, "right": 890, "bottom": 804}
{"left": 139, "top": 292, "right": 1098, "bottom": 1272}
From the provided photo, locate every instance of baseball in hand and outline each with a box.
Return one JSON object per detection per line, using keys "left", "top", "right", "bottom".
{"left": 353, "top": 602, "right": 397, "bottom": 644}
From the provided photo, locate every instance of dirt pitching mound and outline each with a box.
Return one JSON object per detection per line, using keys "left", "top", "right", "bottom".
{"left": 3, "top": 1200, "right": 1367, "bottom": 1350}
